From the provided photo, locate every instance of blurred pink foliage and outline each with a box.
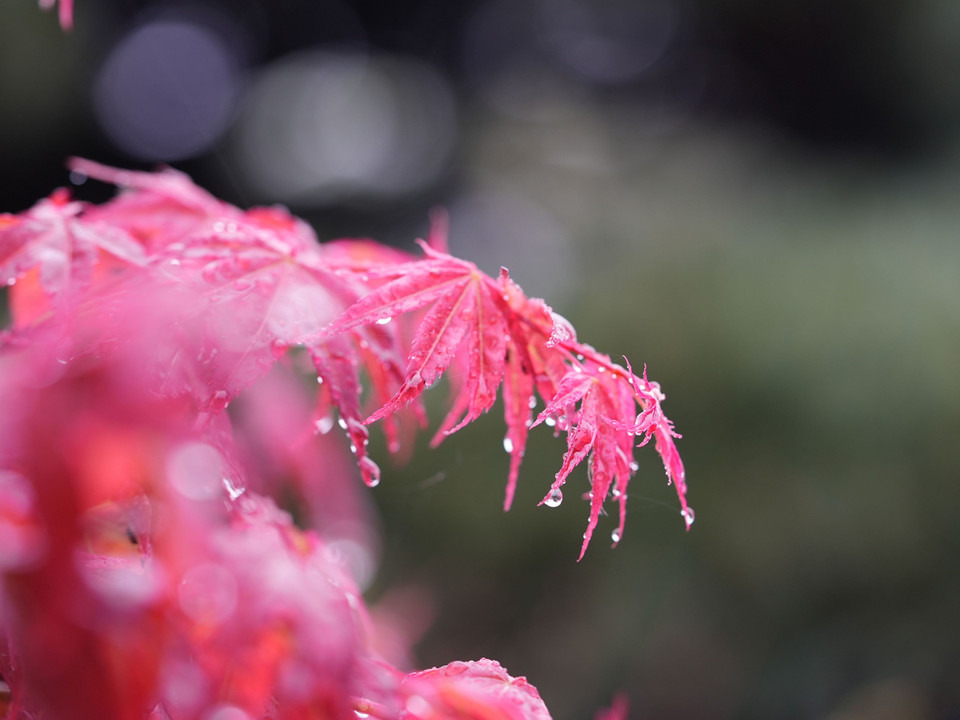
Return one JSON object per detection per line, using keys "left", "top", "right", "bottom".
{"left": 38, "top": 0, "right": 73, "bottom": 30}
{"left": 0, "top": 160, "right": 689, "bottom": 717}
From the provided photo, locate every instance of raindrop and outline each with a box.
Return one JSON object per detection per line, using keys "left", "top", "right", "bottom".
{"left": 314, "top": 415, "right": 335, "bottom": 435}
{"left": 681, "top": 507, "right": 696, "bottom": 528}
{"left": 375, "top": 316, "right": 392, "bottom": 325}
{"left": 611, "top": 488, "right": 621, "bottom": 499}
{"left": 629, "top": 461, "right": 639, "bottom": 472}
{"left": 544, "top": 416, "right": 556, "bottom": 428}
{"left": 611, "top": 529, "right": 621, "bottom": 543}
{"left": 528, "top": 395, "right": 538, "bottom": 409}
{"left": 270, "top": 339, "right": 288, "bottom": 358}
{"left": 502, "top": 436, "right": 514, "bottom": 453}
{"left": 210, "top": 390, "right": 230, "bottom": 412}
{"left": 338, "top": 417, "right": 348, "bottom": 430}
{"left": 222, "top": 476, "right": 245, "bottom": 500}
{"left": 69, "top": 169, "right": 88, "bottom": 185}
{"left": 359, "top": 456, "right": 381, "bottom": 488}
{"left": 544, "top": 488, "right": 563, "bottom": 508}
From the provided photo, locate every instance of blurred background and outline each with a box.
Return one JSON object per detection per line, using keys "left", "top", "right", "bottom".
{"left": 3, "top": 0, "right": 960, "bottom": 717}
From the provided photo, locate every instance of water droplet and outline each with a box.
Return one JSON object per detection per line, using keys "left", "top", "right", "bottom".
{"left": 314, "top": 415, "right": 335, "bottom": 435}
{"left": 213, "top": 221, "right": 226, "bottom": 233}
{"left": 544, "top": 488, "right": 563, "bottom": 508}
{"left": 210, "top": 390, "right": 230, "bottom": 412}
{"left": 355, "top": 713, "right": 370, "bottom": 719}
{"left": 681, "top": 507, "right": 696, "bottom": 528}
{"left": 338, "top": 417, "right": 348, "bottom": 431}
{"left": 528, "top": 395, "right": 538, "bottom": 409}
{"left": 544, "top": 416, "right": 556, "bottom": 428}
{"left": 611, "top": 488, "right": 621, "bottom": 499}
{"left": 5, "top": 277, "right": 16, "bottom": 287}
{"left": 167, "top": 442, "right": 224, "bottom": 501}
{"left": 611, "top": 529, "right": 621, "bottom": 543}
{"left": 503, "top": 436, "right": 514, "bottom": 453}
{"left": 316, "top": 375, "right": 324, "bottom": 384}
{"left": 270, "top": 339, "right": 288, "bottom": 358}
{"left": 629, "top": 461, "right": 639, "bottom": 472}
{"left": 222, "top": 477, "right": 245, "bottom": 500}
{"left": 69, "top": 169, "right": 88, "bottom": 185}
{"left": 359, "top": 457, "right": 381, "bottom": 488}
{"left": 376, "top": 316, "right": 392, "bottom": 325}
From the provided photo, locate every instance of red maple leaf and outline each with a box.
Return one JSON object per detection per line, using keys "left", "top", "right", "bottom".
{"left": 317, "top": 241, "right": 508, "bottom": 435}
{"left": 400, "top": 659, "right": 552, "bottom": 720}
{"left": 0, "top": 190, "right": 145, "bottom": 309}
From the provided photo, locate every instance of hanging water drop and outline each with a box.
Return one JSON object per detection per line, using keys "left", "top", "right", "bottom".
{"left": 528, "top": 395, "right": 538, "bottom": 409}
{"left": 629, "top": 461, "right": 639, "bottom": 472}
{"left": 544, "top": 488, "right": 563, "bottom": 508}
{"left": 314, "top": 415, "right": 335, "bottom": 435}
{"left": 611, "top": 529, "right": 621, "bottom": 543}
{"left": 338, "top": 417, "right": 348, "bottom": 431}
{"left": 502, "top": 436, "right": 514, "bottom": 453}
{"left": 681, "top": 507, "right": 696, "bottom": 528}
{"left": 544, "top": 416, "right": 556, "bottom": 428}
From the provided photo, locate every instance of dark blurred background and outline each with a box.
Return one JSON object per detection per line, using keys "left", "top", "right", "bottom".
{"left": 3, "top": 0, "right": 960, "bottom": 718}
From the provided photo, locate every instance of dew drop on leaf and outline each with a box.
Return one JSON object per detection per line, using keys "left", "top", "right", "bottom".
{"left": 210, "top": 390, "right": 230, "bottom": 412}
{"left": 544, "top": 488, "right": 563, "bottom": 508}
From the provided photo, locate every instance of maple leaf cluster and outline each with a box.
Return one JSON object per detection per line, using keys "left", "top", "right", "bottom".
{"left": 0, "top": 160, "right": 687, "bottom": 718}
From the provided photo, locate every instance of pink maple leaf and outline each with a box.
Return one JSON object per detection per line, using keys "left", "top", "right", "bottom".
{"left": 318, "top": 241, "right": 508, "bottom": 435}
{"left": 399, "top": 659, "right": 552, "bottom": 720}
{"left": 0, "top": 189, "right": 145, "bottom": 311}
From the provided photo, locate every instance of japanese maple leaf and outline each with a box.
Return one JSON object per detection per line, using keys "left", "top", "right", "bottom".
{"left": 0, "top": 190, "right": 145, "bottom": 304}
{"left": 317, "top": 242, "right": 508, "bottom": 435}
{"left": 69, "top": 158, "right": 233, "bottom": 252}
{"left": 157, "top": 210, "right": 348, "bottom": 404}
{"left": 400, "top": 659, "right": 552, "bottom": 720}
